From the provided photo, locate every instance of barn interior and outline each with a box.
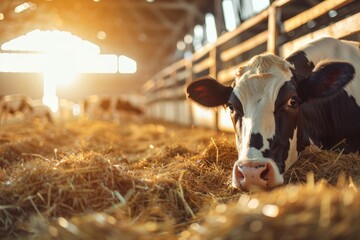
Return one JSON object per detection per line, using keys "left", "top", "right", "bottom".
{"left": 0, "top": 0, "right": 217, "bottom": 98}
{"left": 1, "top": 0, "right": 360, "bottom": 239}
{"left": 1, "top": 0, "right": 359, "bottom": 99}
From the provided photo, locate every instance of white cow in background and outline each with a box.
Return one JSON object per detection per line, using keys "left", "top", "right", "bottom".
{"left": 0, "top": 95, "right": 53, "bottom": 126}
{"left": 29, "top": 99, "right": 53, "bottom": 123}
{"left": 0, "top": 94, "right": 33, "bottom": 125}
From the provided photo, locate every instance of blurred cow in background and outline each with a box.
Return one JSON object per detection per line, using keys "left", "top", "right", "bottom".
{"left": 115, "top": 97, "right": 143, "bottom": 115}
{"left": 0, "top": 95, "right": 53, "bottom": 126}
{"left": 29, "top": 99, "right": 53, "bottom": 123}
{"left": 0, "top": 94, "right": 33, "bottom": 126}
{"left": 82, "top": 95, "right": 143, "bottom": 121}
{"left": 59, "top": 99, "right": 81, "bottom": 121}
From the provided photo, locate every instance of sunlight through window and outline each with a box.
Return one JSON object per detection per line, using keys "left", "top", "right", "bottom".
{"left": 0, "top": 30, "right": 123, "bottom": 112}
{"left": 222, "top": 0, "right": 237, "bottom": 31}
{"left": 205, "top": 13, "right": 217, "bottom": 43}
{"left": 251, "top": 0, "right": 270, "bottom": 14}
{"left": 118, "top": 55, "right": 137, "bottom": 74}
{"left": 193, "top": 25, "right": 204, "bottom": 51}
{"left": 0, "top": 53, "right": 43, "bottom": 72}
{"left": 1, "top": 29, "right": 100, "bottom": 54}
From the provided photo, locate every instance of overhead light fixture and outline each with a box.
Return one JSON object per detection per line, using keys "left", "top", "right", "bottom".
{"left": 146, "top": 0, "right": 155, "bottom": 3}
{"left": 328, "top": 10, "right": 337, "bottom": 18}
{"left": 184, "top": 34, "right": 193, "bottom": 44}
{"left": 97, "top": 31, "right": 107, "bottom": 40}
{"left": 205, "top": 13, "right": 217, "bottom": 43}
{"left": 193, "top": 25, "right": 204, "bottom": 51}
{"left": 194, "top": 25, "right": 204, "bottom": 38}
{"left": 14, "top": 2, "right": 36, "bottom": 14}
{"left": 176, "top": 41, "right": 186, "bottom": 51}
{"left": 0, "top": 13, "right": 4, "bottom": 21}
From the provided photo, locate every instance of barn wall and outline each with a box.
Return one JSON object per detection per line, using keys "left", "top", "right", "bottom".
{"left": 0, "top": 72, "right": 143, "bottom": 102}
{"left": 143, "top": 0, "right": 360, "bottom": 131}
{"left": 0, "top": 73, "right": 43, "bottom": 99}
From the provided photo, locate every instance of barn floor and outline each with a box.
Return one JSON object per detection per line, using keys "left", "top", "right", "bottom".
{"left": 0, "top": 118, "right": 360, "bottom": 239}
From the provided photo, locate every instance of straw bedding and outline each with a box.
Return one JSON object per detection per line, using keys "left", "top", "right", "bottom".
{"left": 0, "top": 118, "right": 360, "bottom": 239}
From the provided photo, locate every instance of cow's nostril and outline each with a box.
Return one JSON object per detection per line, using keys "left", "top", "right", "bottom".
{"left": 260, "top": 166, "right": 270, "bottom": 181}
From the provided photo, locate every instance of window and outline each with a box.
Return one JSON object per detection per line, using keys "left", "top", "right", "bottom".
{"left": 205, "top": 13, "right": 217, "bottom": 43}
{"left": 222, "top": 0, "right": 238, "bottom": 31}
{"left": 193, "top": 25, "right": 204, "bottom": 51}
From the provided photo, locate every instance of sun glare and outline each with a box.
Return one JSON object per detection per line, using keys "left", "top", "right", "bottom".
{"left": 1, "top": 29, "right": 100, "bottom": 54}
{"left": 0, "top": 29, "right": 137, "bottom": 112}
{"left": 118, "top": 55, "right": 137, "bottom": 74}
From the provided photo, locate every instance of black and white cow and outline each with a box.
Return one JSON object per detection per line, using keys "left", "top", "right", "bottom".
{"left": 83, "top": 95, "right": 143, "bottom": 120}
{"left": 0, "top": 96, "right": 53, "bottom": 125}
{"left": 28, "top": 100, "right": 53, "bottom": 123}
{"left": 0, "top": 94, "right": 33, "bottom": 125}
{"left": 186, "top": 37, "right": 359, "bottom": 190}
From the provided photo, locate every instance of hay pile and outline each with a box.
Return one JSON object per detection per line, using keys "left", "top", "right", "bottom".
{"left": 0, "top": 119, "right": 360, "bottom": 239}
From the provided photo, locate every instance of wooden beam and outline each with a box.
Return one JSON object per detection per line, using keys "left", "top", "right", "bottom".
{"left": 209, "top": 47, "right": 217, "bottom": 78}
{"left": 193, "top": 58, "right": 214, "bottom": 74}
{"left": 283, "top": 0, "right": 354, "bottom": 32}
{"left": 216, "top": 9, "right": 269, "bottom": 46}
{"left": 217, "top": 58, "right": 255, "bottom": 83}
{"left": 281, "top": 12, "right": 360, "bottom": 57}
{"left": 176, "top": 69, "right": 190, "bottom": 81}
{"left": 192, "top": 44, "right": 214, "bottom": 61}
{"left": 273, "top": 0, "right": 292, "bottom": 7}
{"left": 160, "top": 58, "right": 189, "bottom": 77}
{"left": 267, "top": 5, "right": 281, "bottom": 55}
{"left": 220, "top": 31, "right": 268, "bottom": 62}
{"left": 105, "top": 1, "right": 193, "bottom": 10}
{"left": 217, "top": 66, "right": 238, "bottom": 83}
{"left": 150, "top": 6, "right": 176, "bottom": 28}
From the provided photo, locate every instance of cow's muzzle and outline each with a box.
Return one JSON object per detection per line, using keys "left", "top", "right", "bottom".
{"left": 232, "top": 160, "right": 282, "bottom": 191}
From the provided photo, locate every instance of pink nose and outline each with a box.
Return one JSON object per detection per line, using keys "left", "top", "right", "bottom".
{"left": 232, "top": 160, "right": 275, "bottom": 190}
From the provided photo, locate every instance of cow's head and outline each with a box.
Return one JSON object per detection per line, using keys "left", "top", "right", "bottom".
{"left": 186, "top": 53, "right": 355, "bottom": 190}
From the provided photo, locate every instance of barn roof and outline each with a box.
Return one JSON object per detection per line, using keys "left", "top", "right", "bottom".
{"left": 1, "top": 0, "right": 357, "bottom": 94}
{"left": 0, "top": 0, "right": 214, "bottom": 80}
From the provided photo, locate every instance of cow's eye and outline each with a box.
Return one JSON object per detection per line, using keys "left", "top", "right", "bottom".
{"left": 227, "top": 103, "right": 235, "bottom": 113}
{"left": 287, "top": 97, "right": 299, "bottom": 109}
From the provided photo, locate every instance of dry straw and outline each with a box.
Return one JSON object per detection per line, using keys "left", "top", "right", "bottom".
{"left": 0, "top": 119, "right": 359, "bottom": 239}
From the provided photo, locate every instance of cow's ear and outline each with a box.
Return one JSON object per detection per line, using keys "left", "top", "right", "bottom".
{"left": 297, "top": 61, "right": 355, "bottom": 102}
{"left": 186, "top": 77, "right": 233, "bottom": 107}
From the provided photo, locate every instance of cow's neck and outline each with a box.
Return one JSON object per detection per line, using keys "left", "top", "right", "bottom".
{"left": 286, "top": 47, "right": 360, "bottom": 153}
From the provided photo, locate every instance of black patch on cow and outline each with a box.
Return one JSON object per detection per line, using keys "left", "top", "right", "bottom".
{"left": 250, "top": 133, "right": 263, "bottom": 150}
{"left": 262, "top": 137, "right": 286, "bottom": 174}
{"left": 260, "top": 81, "right": 299, "bottom": 174}
{"left": 228, "top": 92, "right": 243, "bottom": 129}
{"left": 261, "top": 66, "right": 360, "bottom": 173}
{"left": 300, "top": 92, "right": 360, "bottom": 153}
{"left": 262, "top": 136, "right": 287, "bottom": 174}
{"left": 285, "top": 51, "right": 315, "bottom": 78}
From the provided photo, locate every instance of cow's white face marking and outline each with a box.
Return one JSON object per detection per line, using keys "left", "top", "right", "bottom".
{"left": 231, "top": 54, "right": 300, "bottom": 182}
